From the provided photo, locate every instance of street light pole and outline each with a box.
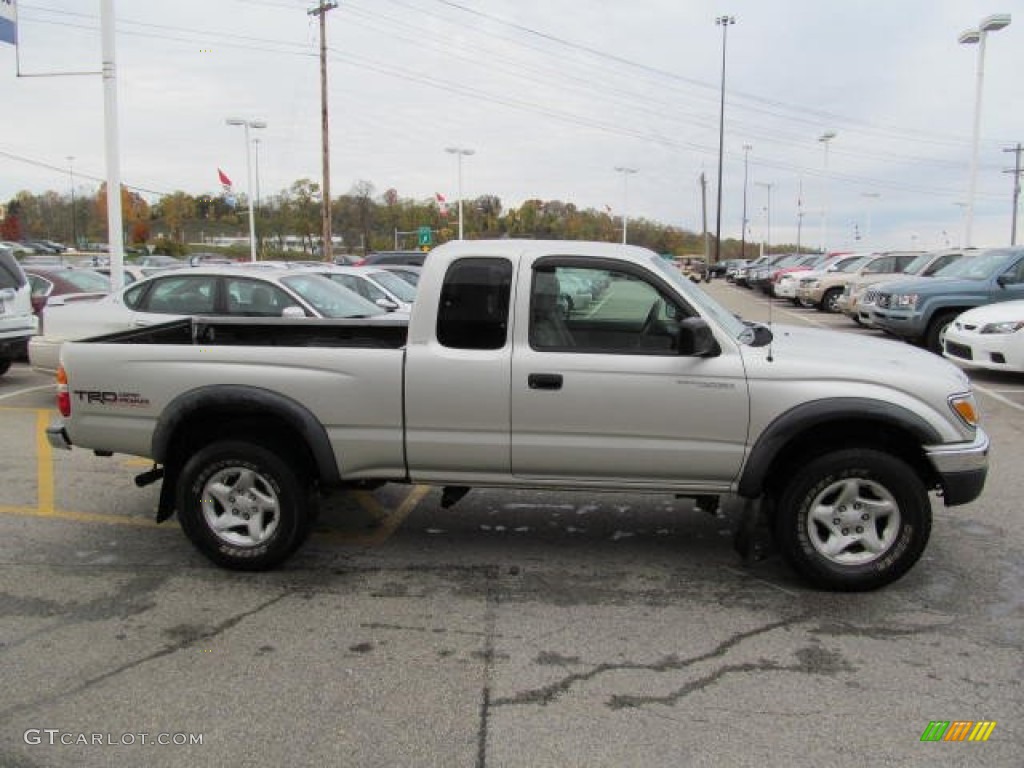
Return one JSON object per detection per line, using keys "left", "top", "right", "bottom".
{"left": 614, "top": 166, "right": 637, "bottom": 244}
{"left": 226, "top": 117, "right": 266, "bottom": 262}
{"left": 959, "top": 13, "right": 1011, "bottom": 247}
{"left": 740, "top": 143, "right": 751, "bottom": 259}
{"left": 818, "top": 130, "right": 837, "bottom": 254}
{"left": 755, "top": 181, "right": 772, "bottom": 256}
{"left": 445, "top": 147, "right": 474, "bottom": 240}
{"left": 714, "top": 14, "right": 735, "bottom": 266}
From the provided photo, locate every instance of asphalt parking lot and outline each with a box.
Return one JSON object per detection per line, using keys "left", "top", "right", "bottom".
{"left": 1, "top": 284, "right": 1022, "bottom": 767}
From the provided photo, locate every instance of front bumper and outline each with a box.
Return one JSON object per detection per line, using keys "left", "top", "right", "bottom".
{"left": 924, "top": 427, "right": 990, "bottom": 506}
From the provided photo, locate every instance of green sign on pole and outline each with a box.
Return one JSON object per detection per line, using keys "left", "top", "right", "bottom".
{"left": 418, "top": 226, "right": 433, "bottom": 247}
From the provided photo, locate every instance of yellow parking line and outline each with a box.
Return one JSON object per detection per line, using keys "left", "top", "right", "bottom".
{"left": 35, "top": 410, "right": 55, "bottom": 515}
{"left": 0, "top": 504, "right": 160, "bottom": 527}
{"left": 322, "top": 484, "right": 431, "bottom": 545}
{"left": 6, "top": 403, "right": 428, "bottom": 542}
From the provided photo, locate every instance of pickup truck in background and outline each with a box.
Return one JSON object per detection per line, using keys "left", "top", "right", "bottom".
{"left": 47, "top": 240, "right": 990, "bottom": 591}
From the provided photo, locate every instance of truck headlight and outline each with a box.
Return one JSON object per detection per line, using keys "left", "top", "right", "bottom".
{"left": 891, "top": 293, "right": 918, "bottom": 309}
{"left": 948, "top": 392, "right": 980, "bottom": 428}
{"left": 980, "top": 320, "right": 1024, "bottom": 334}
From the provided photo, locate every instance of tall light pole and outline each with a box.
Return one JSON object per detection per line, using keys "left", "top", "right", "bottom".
{"left": 445, "top": 147, "right": 474, "bottom": 240}
{"left": 861, "top": 192, "right": 880, "bottom": 247}
{"left": 66, "top": 156, "right": 77, "bottom": 250}
{"left": 755, "top": 181, "right": 772, "bottom": 256}
{"left": 818, "top": 130, "right": 837, "bottom": 254}
{"left": 226, "top": 117, "right": 266, "bottom": 262}
{"left": 614, "top": 166, "right": 637, "bottom": 244}
{"left": 740, "top": 143, "right": 751, "bottom": 259}
{"left": 959, "top": 13, "right": 1011, "bottom": 247}
{"left": 713, "top": 14, "right": 736, "bottom": 265}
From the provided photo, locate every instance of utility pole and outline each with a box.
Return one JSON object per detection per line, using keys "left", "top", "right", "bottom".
{"left": 309, "top": 1, "right": 338, "bottom": 262}
{"left": 740, "top": 144, "right": 751, "bottom": 260}
{"left": 1004, "top": 143, "right": 1023, "bottom": 246}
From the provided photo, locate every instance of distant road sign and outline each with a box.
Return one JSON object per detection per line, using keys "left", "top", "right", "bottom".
{"left": 417, "top": 226, "right": 433, "bottom": 247}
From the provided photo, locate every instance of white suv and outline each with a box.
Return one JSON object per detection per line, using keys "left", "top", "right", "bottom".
{"left": 0, "top": 248, "right": 39, "bottom": 376}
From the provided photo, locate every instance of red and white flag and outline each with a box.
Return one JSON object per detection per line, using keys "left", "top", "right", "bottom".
{"left": 217, "top": 168, "right": 233, "bottom": 192}
{"left": 435, "top": 192, "right": 449, "bottom": 217}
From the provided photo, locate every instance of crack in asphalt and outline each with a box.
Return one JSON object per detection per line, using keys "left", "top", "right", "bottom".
{"left": 0, "top": 591, "right": 289, "bottom": 723}
{"left": 608, "top": 646, "right": 855, "bottom": 709}
{"left": 491, "top": 612, "right": 815, "bottom": 709}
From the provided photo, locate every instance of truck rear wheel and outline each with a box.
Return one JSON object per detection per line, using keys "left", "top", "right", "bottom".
{"left": 177, "top": 440, "right": 312, "bottom": 570}
{"left": 773, "top": 448, "right": 931, "bottom": 591}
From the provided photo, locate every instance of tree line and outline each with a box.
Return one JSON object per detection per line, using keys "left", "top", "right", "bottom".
{"left": 2, "top": 179, "right": 795, "bottom": 260}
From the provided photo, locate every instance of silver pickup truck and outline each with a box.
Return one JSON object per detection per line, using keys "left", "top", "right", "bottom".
{"left": 47, "top": 240, "right": 989, "bottom": 591}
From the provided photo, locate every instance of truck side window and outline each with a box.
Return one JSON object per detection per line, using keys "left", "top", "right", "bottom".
{"left": 437, "top": 258, "right": 513, "bottom": 350}
{"left": 530, "top": 265, "right": 684, "bottom": 354}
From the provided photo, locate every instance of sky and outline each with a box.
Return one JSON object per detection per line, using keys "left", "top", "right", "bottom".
{"left": 1, "top": 0, "right": 1021, "bottom": 253}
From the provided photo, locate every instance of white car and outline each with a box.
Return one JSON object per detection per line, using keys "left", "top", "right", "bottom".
{"left": 300, "top": 265, "right": 417, "bottom": 313}
{"left": 942, "top": 300, "right": 1024, "bottom": 374}
{"left": 0, "top": 248, "right": 39, "bottom": 376}
{"left": 28, "top": 265, "right": 390, "bottom": 374}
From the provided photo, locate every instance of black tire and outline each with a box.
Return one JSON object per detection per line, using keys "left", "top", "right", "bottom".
{"left": 773, "top": 449, "right": 931, "bottom": 591}
{"left": 924, "top": 311, "right": 958, "bottom": 355}
{"left": 0, "top": 359, "right": 10, "bottom": 377}
{"left": 177, "top": 440, "right": 312, "bottom": 570}
{"left": 820, "top": 288, "right": 842, "bottom": 313}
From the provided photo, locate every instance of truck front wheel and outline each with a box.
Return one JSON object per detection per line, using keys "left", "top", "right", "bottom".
{"left": 773, "top": 449, "right": 931, "bottom": 591}
{"left": 177, "top": 440, "right": 312, "bottom": 570}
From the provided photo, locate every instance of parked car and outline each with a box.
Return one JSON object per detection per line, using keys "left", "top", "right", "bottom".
{"left": 733, "top": 255, "right": 771, "bottom": 287}
{"left": 798, "top": 252, "right": 917, "bottom": 312}
{"left": 0, "top": 247, "right": 39, "bottom": 375}
{"left": 833, "top": 251, "right": 926, "bottom": 320}
{"left": 24, "top": 266, "right": 110, "bottom": 319}
{"left": 28, "top": 266, "right": 390, "bottom": 374}
{"left": 850, "top": 249, "right": 975, "bottom": 327}
{"left": 942, "top": 299, "right": 1024, "bottom": 373}
{"left": 871, "top": 247, "right": 1024, "bottom": 353}
{"left": 355, "top": 250, "right": 428, "bottom": 267}
{"left": 302, "top": 265, "right": 418, "bottom": 312}
{"left": 374, "top": 264, "right": 422, "bottom": 286}
{"left": 768, "top": 254, "right": 825, "bottom": 297}
{"left": 723, "top": 258, "right": 752, "bottom": 282}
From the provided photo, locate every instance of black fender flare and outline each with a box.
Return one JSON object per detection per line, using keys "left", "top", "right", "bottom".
{"left": 151, "top": 384, "right": 341, "bottom": 487}
{"left": 737, "top": 397, "right": 942, "bottom": 498}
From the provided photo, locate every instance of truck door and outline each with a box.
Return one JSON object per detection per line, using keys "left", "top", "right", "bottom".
{"left": 404, "top": 257, "right": 515, "bottom": 483}
{"left": 510, "top": 259, "right": 749, "bottom": 488}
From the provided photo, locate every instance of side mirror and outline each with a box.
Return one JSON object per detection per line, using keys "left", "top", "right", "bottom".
{"left": 376, "top": 298, "right": 400, "bottom": 311}
{"left": 281, "top": 306, "right": 306, "bottom": 318}
{"left": 678, "top": 317, "right": 720, "bottom": 357}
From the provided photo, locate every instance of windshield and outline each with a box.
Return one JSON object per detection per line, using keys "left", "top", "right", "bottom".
{"left": 279, "top": 274, "right": 385, "bottom": 317}
{"left": 369, "top": 269, "right": 417, "bottom": 302}
{"left": 839, "top": 256, "right": 868, "bottom": 272}
{"left": 61, "top": 269, "right": 112, "bottom": 292}
{"left": 932, "top": 249, "right": 1016, "bottom": 280}
{"left": 649, "top": 254, "right": 746, "bottom": 339}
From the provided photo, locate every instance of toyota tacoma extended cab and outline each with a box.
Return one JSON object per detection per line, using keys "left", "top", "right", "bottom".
{"left": 46, "top": 240, "right": 990, "bottom": 591}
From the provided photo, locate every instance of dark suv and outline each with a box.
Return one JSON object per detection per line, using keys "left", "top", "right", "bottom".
{"left": 355, "top": 250, "right": 428, "bottom": 267}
